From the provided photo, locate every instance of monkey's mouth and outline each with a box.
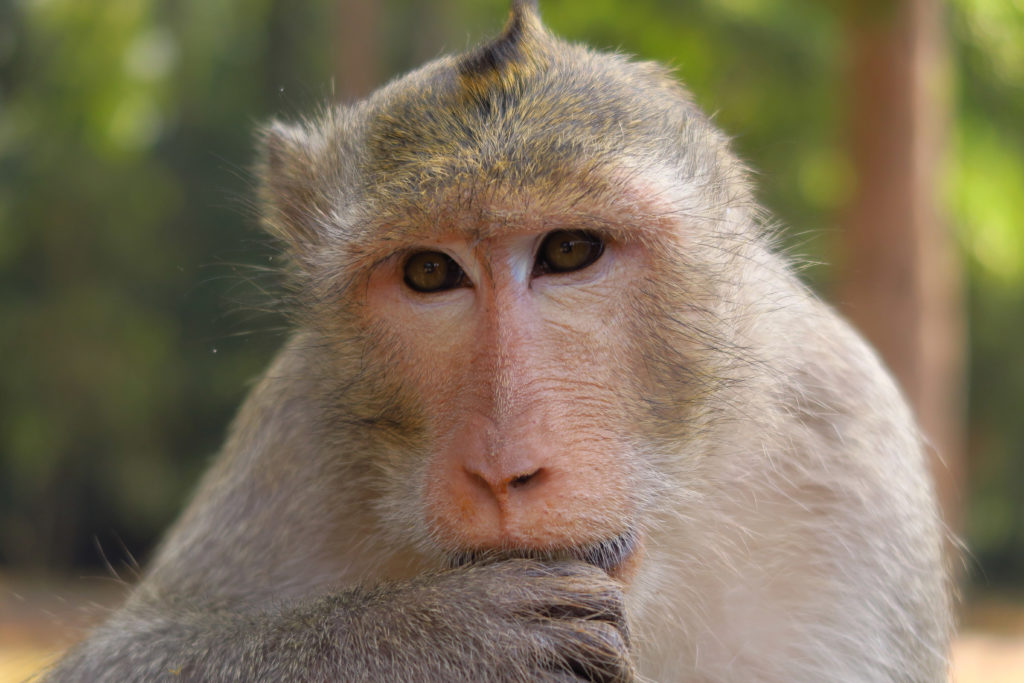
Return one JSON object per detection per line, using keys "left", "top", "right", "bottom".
{"left": 573, "top": 530, "right": 640, "bottom": 576}
{"left": 445, "top": 528, "right": 641, "bottom": 578}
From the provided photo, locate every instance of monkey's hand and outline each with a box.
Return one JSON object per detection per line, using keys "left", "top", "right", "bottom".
{"left": 47, "top": 558, "right": 635, "bottom": 682}
{"left": 346, "top": 558, "right": 636, "bottom": 682}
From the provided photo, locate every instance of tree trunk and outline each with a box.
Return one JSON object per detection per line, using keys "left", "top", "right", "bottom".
{"left": 334, "top": 0, "right": 381, "bottom": 100}
{"left": 838, "top": 0, "right": 964, "bottom": 530}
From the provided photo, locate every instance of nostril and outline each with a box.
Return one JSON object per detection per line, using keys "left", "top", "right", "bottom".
{"left": 466, "top": 469, "right": 493, "bottom": 494}
{"left": 510, "top": 473, "right": 531, "bottom": 487}
{"left": 509, "top": 468, "right": 543, "bottom": 489}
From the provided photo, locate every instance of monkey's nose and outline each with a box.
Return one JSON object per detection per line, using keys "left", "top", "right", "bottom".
{"left": 465, "top": 465, "right": 546, "bottom": 499}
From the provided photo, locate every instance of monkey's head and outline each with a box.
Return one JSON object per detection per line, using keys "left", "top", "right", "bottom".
{"left": 260, "top": 1, "right": 764, "bottom": 583}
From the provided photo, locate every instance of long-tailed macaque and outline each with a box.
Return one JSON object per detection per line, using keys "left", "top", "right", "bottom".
{"left": 50, "top": 2, "right": 952, "bottom": 681}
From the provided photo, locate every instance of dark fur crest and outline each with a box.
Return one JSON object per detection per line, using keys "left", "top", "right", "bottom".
{"left": 458, "top": 0, "right": 541, "bottom": 80}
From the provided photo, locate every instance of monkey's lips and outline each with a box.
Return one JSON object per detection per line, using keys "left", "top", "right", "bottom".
{"left": 446, "top": 528, "right": 642, "bottom": 581}
{"left": 574, "top": 530, "right": 641, "bottom": 578}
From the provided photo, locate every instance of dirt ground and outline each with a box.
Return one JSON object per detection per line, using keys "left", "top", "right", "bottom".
{"left": 2, "top": 574, "right": 1023, "bottom": 682}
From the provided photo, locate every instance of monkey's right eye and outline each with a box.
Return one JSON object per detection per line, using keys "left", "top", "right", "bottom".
{"left": 403, "top": 251, "right": 467, "bottom": 293}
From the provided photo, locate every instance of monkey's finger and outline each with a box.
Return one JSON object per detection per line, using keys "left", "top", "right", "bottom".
{"left": 540, "top": 619, "right": 636, "bottom": 683}
{"left": 499, "top": 557, "right": 607, "bottom": 579}
{"left": 533, "top": 591, "right": 629, "bottom": 637}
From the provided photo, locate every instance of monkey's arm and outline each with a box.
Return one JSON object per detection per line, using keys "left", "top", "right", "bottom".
{"left": 47, "top": 346, "right": 634, "bottom": 682}
{"left": 48, "top": 560, "right": 633, "bottom": 682}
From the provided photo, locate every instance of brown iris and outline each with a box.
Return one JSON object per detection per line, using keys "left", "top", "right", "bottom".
{"left": 535, "top": 230, "right": 604, "bottom": 275}
{"left": 403, "top": 251, "right": 467, "bottom": 293}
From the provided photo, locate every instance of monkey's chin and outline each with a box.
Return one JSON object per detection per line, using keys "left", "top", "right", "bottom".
{"left": 445, "top": 528, "right": 643, "bottom": 583}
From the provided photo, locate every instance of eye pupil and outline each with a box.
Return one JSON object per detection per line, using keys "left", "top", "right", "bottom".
{"left": 536, "top": 230, "right": 604, "bottom": 275}
{"left": 403, "top": 252, "right": 466, "bottom": 293}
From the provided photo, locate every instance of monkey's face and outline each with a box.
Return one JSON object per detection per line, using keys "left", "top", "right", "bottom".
{"left": 335, "top": 160, "right": 726, "bottom": 585}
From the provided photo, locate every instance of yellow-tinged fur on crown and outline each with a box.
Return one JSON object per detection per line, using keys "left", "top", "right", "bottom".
{"left": 260, "top": 0, "right": 751, "bottom": 278}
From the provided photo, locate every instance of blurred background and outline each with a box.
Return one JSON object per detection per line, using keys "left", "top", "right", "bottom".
{"left": 1, "top": 0, "right": 1022, "bottom": 679}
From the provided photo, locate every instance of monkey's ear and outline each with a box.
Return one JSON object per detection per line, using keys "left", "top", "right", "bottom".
{"left": 512, "top": 0, "right": 539, "bottom": 16}
{"left": 258, "top": 120, "right": 326, "bottom": 255}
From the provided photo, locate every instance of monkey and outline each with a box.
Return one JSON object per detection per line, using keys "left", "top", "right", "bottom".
{"left": 48, "top": 1, "right": 952, "bottom": 681}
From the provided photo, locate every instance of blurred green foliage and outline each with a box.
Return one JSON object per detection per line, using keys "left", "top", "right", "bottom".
{"left": 0, "top": 0, "right": 1022, "bottom": 584}
{"left": 950, "top": 0, "right": 1024, "bottom": 584}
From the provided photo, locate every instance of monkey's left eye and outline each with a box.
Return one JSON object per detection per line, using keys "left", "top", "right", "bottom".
{"left": 534, "top": 230, "right": 605, "bottom": 276}
{"left": 403, "top": 251, "right": 467, "bottom": 293}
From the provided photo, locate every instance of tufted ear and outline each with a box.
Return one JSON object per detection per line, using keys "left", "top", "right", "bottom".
{"left": 512, "top": 0, "right": 539, "bottom": 16}
{"left": 257, "top": 120, "right": 327, "bottom": 255}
